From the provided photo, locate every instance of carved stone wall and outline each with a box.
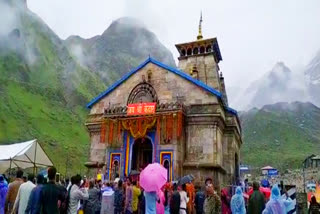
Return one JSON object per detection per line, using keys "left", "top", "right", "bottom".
{"left": 178, "top": 54, "right": 221, "bottom": 91}
{"left": 86, "top": 62, "right": 242, "bottom": 185}
{"left": 88, "top": 132, "right": 107, "bottom": 163}
{"left": 89, "top": 63, "right": 218, "bottom": 115}
{"left": 186, "top": 124, "right": 215, "bottom": 163}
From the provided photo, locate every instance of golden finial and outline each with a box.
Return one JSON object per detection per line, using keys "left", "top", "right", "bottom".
{"left": 189, "top": 65, "right": 193, "bottom": 75}
{"left": 197, "top": 12, "right": 203, "bottom": 40}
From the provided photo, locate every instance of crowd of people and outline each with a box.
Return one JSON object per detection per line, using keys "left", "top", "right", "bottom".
{"left": 0, "top": 167, "right": 310, "bottom": 214}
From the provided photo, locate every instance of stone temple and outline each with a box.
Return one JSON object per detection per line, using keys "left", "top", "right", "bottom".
{"left": 85, "top": 17, "right": 242, "bottom": 186}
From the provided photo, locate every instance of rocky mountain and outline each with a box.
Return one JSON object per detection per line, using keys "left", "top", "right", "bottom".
{"left": 65, "top": 17, "right": 175, "bottom": 85}
{"left": 240, "top": 101, "right": 320, "bottom": 170}
{"left": 305, "top": 50, "right": 320, "bottom": 107}
{"left": 0, "top": 0, "right": 175, "bottom": 174}
{"left": 0, "top": 0, "right": 105, "bottom": 174}
{"left": 230, "top": 62, "right": 308, "bottom": 110}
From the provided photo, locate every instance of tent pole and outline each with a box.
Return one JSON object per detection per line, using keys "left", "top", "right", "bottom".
{"left": 9, "top": 158, "right": 12, "bottom": 180}
{"left": 33, "top": 141, "right": 38, "bottom": 175}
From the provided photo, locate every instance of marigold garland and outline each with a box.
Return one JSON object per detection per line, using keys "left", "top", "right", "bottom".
{"left": 100, "top": 120, "right": 106, "bottom": 143}
{"left": 166, "top": 114, "right": 173, "bottom": 140}
{"left": 117, "top": 120, "right": 121, "bottom": 141}
{"left": 108, "top": 120, "right": 114, "bottom": 144}
{"left": 122, "top": 117, "right": 157, "bottom": 139}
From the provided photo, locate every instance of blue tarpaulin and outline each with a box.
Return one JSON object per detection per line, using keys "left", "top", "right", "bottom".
{"left": 268, "top": 169, "right": 278, "bottom": 176}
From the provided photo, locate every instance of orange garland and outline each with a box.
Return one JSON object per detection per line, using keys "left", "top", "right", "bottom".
{"left": 166, "top": 114, "right": 173, "bottom": 140}
{"left": 108, "top": 120, "right": 114, "bottom": 144}
{"left": 122, "top": 117, "right": 157, "bottom": 139}
{"left": 100, "top": 120, "right": 106, "bottom": 143}
{"left": 117, "top": 120, "right": 121, "bottom": 141}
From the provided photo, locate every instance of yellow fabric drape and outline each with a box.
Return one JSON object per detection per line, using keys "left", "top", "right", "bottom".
{"left": 122, "top": 117, "right": 157, "bottom": 138}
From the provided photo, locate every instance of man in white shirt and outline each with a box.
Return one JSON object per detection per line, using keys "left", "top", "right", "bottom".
{"left": 12, "top": 174, "right": 36, "bottom": 214}
{"left": 101, "top": 183, "right": 114, "bottom": 214}
{"left": 67, "top": 175, "right": 89, "bottom": 214}
{"left": 179, "top": 184, "right": 189, "bottom": 214}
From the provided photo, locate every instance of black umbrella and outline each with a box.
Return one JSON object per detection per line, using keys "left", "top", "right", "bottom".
{"left": 178, "top": 174, "right": 195, "bottom": 185}
{"left": 129, "top": 170, "right": 140, "bottom": 176}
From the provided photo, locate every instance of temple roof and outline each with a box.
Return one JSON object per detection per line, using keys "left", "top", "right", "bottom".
{"left": 86, "top": 57, "right": 237, "bottom": 115}
{"left": 175, "top": 38, "right": 223, "bottom": 62}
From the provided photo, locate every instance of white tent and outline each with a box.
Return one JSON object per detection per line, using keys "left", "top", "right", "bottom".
{"left": 0, "top": 139, "right": 53, "bottom": 173}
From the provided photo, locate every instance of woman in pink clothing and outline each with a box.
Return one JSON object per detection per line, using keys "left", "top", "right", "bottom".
{"left": 221, "top": 187, "right": 232, "bottom": 214}
{"left": 156, "top": 189, "right": 165, "bottom": 214}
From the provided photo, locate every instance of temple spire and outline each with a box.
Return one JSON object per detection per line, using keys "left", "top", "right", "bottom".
{"left": 197, "top": 12, "right": 203, "bottom": 40}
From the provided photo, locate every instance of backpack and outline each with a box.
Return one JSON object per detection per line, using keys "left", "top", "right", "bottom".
{"left": 60, "top": 185, "right": 72, "bottom": 214}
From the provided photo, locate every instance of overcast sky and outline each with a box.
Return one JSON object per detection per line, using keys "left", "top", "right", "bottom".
{"left": 28, "top": 0, "right": 320, "bottom": 88}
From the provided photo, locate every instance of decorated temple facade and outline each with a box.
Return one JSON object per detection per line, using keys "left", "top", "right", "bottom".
{"left": 85, "top": 19, "right": 242, "bottom": 186}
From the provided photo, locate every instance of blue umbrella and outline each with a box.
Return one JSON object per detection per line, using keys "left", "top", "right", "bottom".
{"left": 39, "top": 169, "right": 48, "bottom": 178}
{"left": 178, "top": 174, "right": 195, "bottom": 185}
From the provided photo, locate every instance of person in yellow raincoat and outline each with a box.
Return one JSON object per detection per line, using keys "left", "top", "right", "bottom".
{"left": 132, "top": 181, "right": 141, "bottom": 214}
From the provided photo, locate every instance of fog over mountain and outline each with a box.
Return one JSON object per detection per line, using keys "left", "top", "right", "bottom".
{"left": 228, "top": 56, "right": 320, "bottom": 110}
{"left": 0, "top": 0, "right": 175, "bottom": 173}
{"left": 65, "top": 17, "right": 175, "bottom": 85}
{"left": 305, "top": 50, "right": 320, "bottom": 107}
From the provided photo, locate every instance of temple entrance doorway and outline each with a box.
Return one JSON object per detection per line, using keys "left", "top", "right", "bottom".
{"left": 163, "top": 159, "right": 170, "bottom": 181}
{"left": 131, "top": 137, "right": 153, "bottom": 171}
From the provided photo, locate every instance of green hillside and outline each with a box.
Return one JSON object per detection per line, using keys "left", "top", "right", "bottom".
{"left": 240, "top": 102, "right": 320, "bottom": 170}
{"left": 0, "top": 0, "right": 105, "bottom": 175}
{"left": 0, "top": 0, "right": 175, "bottom": 175}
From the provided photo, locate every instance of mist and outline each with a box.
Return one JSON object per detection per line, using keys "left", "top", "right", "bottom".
{"left": 1, "top": 0, "right": 318, "bottom": 110}
{"left": 0, "top": 0, "right": 38, "bottom": 66}
{"left": 68, "top": 43, "right": 86, "bottom": 67}
{"left": 228, "top": 61, "right": 312, "bottom": 111}
{"left": 0, "top": 1, "right": 19, "bottom": 37}
{"left": 28, "top": 0, "right": 320, "bottom": 92}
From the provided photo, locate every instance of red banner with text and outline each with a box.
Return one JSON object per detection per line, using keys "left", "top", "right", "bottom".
{"left": 127, "top": 103, "right": 156, "bottom": 115}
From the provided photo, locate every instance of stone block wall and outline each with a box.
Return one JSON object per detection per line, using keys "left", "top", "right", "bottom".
{"left": 178, "top": 55, "right": 221, "bottom": 91}
{"left": 185, "top": 124, "right": 215, "bottom": 164}
{"left": 89, "top": 132, "right": 107, "bottom": 163}
{"left": 215, "top": 127, "right": 223, "bottom": 166}
{"left": 89, "top": 63, "right": 218, "bottom": 115}
{"left": 225, "top": 134, "right": 240, "bottom": 182}
{"left": 85, "top": 61, "right": 242, "bottom": 185}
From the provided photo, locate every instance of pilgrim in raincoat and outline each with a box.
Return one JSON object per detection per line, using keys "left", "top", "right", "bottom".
{"left": 231, "top": 187, "right": 246, "bottom": 214}
{"left": 262, "top": 185, "right": 293, "bottom": 214}
{"left": 0, "top": 175, "right": 8, "bottom": 214}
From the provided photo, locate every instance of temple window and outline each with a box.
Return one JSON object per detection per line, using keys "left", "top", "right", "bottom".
{"left": 200, "top": 46, "right": 205, "bottom": 54}
{"left": 127, "top": 82, "right": 158, "bottom": 104}
{"left": 187, "top": 48, "right": 192, "bottom": 56}
{"left": 147, "top": 70, "right": 152, "bottom": 82}
{"left": 193, "top": 47, "right": 199, "bottom": 55}
{"left": 206, "top": 45, "right": 212, "bottom": 52}
{"left": 181, "top": 49, "right": 186, "bottom": 56}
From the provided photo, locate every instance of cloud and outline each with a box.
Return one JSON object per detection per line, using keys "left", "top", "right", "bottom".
{"left": 23, "top": 0, "right": 320, "bottom": 91}
{"left": 69, "top": 43, "right": 86, "bottom": 67}
{"left": 0, "top": 1, "right": 19, "bottom": 37}
{"left": 0, "top": 1, "right": 38, "bottom": 65}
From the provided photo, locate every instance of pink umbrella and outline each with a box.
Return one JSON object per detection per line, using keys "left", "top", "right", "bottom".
{"left": 140, "top": 163, "right": 167, "bottom": 192}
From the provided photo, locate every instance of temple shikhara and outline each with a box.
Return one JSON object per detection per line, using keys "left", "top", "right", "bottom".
{"left": 85, "top": 16, "right": 242, "bottom": 186}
